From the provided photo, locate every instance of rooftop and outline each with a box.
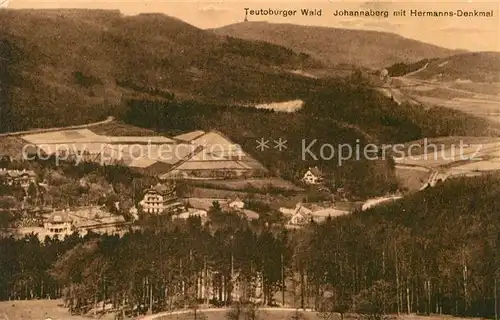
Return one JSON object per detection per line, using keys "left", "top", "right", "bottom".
{"left": 0, "top": 169, "right": 37, "bottom": 178}
{"left": 308, "top": 166, "right": 323, "bottom": 177}
{"left": 145, "top": 183, "right": 177, "bottom": 196}
{"left": 46, "top": 211, "right": 72, "bottom": 223}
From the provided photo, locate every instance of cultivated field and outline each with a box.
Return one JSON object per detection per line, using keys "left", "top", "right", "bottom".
{"left": 394, "top": 136, "right": 500, "bottom": 186}
{"left": 187, "top": 178, "right": 303, "bottom": 193}
{"left": 396, "top": 140, "right": 500, "bottom": 168}
{"left": 393, "top": 74, "right": 500, "bottom": 124}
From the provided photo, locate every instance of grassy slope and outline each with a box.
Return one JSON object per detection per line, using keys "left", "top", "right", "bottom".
{"left": 0, "top": 300, "right": 95, "bottom": 320}
{"left": 212, "top": 22, "right": 459, "bottom": 69}
{"left": 0, "top": 9, "right": 323, "bottom": 131}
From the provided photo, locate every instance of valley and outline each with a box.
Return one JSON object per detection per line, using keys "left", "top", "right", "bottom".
{"left": 385, "top": 52, "right": 500, "bottom": 124}
{"left": 1, "top": 7, "right": 500, "bottom": 320}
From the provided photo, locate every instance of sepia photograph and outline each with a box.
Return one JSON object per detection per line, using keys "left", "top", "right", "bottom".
{"left": 0, "top": 0, "right": 499, "bottom": 319}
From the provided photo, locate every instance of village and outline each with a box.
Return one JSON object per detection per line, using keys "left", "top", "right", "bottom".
{"left": 0, "top": 125, "right": 395, "bottom": 240}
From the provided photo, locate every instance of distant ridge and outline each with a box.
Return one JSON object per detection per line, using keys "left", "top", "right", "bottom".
{"left": 212, "top": 21, "right": 462, "bottom": 68}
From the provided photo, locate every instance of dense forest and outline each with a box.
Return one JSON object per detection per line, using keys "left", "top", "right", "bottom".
{"left": 123, "top": 96, "right": 398, "bottom": 198}
{"left": 123, "top": 73, "right": 497, "bottom": 145}
{"left": 386, "top": 59, "right": 433, "bottom": 77}
{"left": 1, "top": 174, "right": 499, "bottom": 318}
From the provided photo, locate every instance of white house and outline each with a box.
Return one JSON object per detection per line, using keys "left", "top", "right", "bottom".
{"left": 281, "top": 203, "right": 314, "bottom": 228}
{"left": 0, "top": 168, "right": 37, "bottom": 188}
{"left": 139, "top": 183, "right": 184, "bottom": 214}
{"left": 228, "top": 197, "right": 245, "bottom": 210}
{"left": 286, "top": 211, "right": 311, "bottom": 228}
{"left": 44, "top": 211, "right": 73, "bottom": 235}
{"left": 302, "top": 167, "right": 324, "bottom": 185}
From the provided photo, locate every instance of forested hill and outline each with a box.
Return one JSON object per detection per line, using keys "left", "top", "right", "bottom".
{"left": 121, "top": 78, "right": 499, "bottom": 197}
{"left": 0, "top": 9, "right": 496, "bottom": 141}
{"left": 212, "top": 22, "right": 459, "bottom": 68}
{"left": 302, "top": 173, "right": 500, "bottom": 317}
{"left": 0, "top": 175, "right": 498, "bottom": 317}
{"left": 0, "top": 9, "right": 323, "bottom": 132}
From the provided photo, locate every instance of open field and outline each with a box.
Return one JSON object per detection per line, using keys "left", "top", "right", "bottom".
{"left": 407, "top": 87, "right": 474, "bottom": 100}
{"left": 185, "top": 187, "right": 304, "bottom": 206}
{"left": 143, "top": 309, "right": 483, "bottom": 320}
{"left": 185, "top": 187, "right": 255, "bottom": 200}
{"left": 451, "top": 82, "right": 500, "bottom": 96}
{"left": 0, "top": 299, "right": 101, "bottom": 320}
{"left": 187, "top": 178, "right": 303, "bottom": 193}
{"left": 142, "top": 308, "right": 320, "bottom": 320}
{"left": 395, "top": 136, "right": 500, "bottom": 184}
{"left": 0, "top": 300, "right": 485, "bottom": 320}
{"left": 396, "top": 140, "right": 500, "bottom": 168}
{"left": 448, "top": 159, "right": 500, "bottom": 173}
{"left": 403, "top": 136, "right": 500, "bottom": 152}
{"left": 392, "top": 73, "right": 500, "bottom": 124}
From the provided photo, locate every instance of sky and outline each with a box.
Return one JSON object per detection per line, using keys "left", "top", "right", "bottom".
{"left": 4, "top": 0, "right": 500, "bottom": 51}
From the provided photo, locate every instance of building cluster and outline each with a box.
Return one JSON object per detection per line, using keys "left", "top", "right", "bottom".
{"left": 40, "top": 206, "right": 128, "bottom": 239}
{"left": 3, "top": 128, "right": 355, "bottom": 238}
{"left": 0, "top": 168, "right": 37, "bottom": 188}
{"left": 20, "top": 129, "right": 269, "bottom": 181}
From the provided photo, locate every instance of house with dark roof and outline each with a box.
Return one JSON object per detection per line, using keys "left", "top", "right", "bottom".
{"left": 160, "top": 131, "right": 268, "bottom": 180}
{"left": 301, "top": 166, "right": 324, "bottom": 185}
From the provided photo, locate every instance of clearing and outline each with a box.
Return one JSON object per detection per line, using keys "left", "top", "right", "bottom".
{"left": 187, "top": 178, "right": 303, "bottom": 193}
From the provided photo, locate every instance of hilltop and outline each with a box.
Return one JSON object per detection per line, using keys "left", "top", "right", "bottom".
{"left": 0, "top": 9, "right": 323, "bottom": 131}
{"left": 212, "top": 22, "right": 459, "bottom": 69}
{"left": 1, "top": 9, "right": 498, "bottom": 151}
